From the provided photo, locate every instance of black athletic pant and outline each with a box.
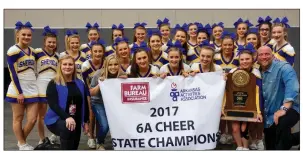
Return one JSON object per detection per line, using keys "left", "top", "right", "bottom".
{"left": 47, "top": 119, "right": 82, "bottom": 150}
{"left": 264, "top": 108, "right": 300, "bottom": 150}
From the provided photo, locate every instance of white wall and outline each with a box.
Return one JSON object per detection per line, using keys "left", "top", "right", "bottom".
{"left": 4, "top": 9, "right": 299, "bottom": 28}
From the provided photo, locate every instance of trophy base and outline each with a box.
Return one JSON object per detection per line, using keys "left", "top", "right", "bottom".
{"left": 221, "top": 116, "right": 259, "bottom": 122}
{"left": 221, "top": 110, "right": 260, "bottom": 122}
{"left": 227, "top": 111, "right": 254, "bottom": 117}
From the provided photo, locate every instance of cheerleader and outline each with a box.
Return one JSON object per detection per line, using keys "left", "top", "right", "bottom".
{"left": 160, "top": 40, "right": 190, "bottom": 78}
{"left": 82, "top": 39, "right": 105, "bottom": 88}
{"left": 210, "top": 22, "right": 224, "bottom": 53}
{"left": 5, "top": 21, "right": 38, "bottom": 150}
{"left": 234, "top": 18, "right": 253, "bottom": 50}
{"left": 34, "top": 26, "right": 59, "bottom": 145}
{"left": 115, "top": 37, "right": 131, "bottom": 73}
{"left": 105, "top": 23, "right": 124, "bottom": 57}
{"left": 60, "top": 30, "right": 86, "bottom": 80}
{"left": 214, "top": 31, "right": 239, "bottom": 73}
{"left": 222, "top": 45, "right": 263, "bottom": 150}
{"left": 130, "top": 22, "right": 147, "bottom": 50}
{"left": 147, "top": 29, "right": 168, "bottom": 69}
{"left": 80, "top": 22, "right": 100, "bottom": 60}
{"left": 187, "top": 22, "right": 199, "bottom": 49}
{"left": 126, "top": 46, "right": 159, "bottom": 78}
{"left": 172, "top": 24, "right": 189, "bottom": 63}
{"left": 81, "top": 39, "right": 106, "bottom": 149}
{"left": 214, "top": 31, "right": 239, "bottom": 145}
{"left": 156, "top": 18, "right": 171, "bottom": 51}
{"left": 190, "top": 42, "right": 222, "bottom": 75}
{"left": 187, "top": 24, "right": 212, "bottom": 65}
{"left": 256, "top": 16, "right": 276, "bottom": 50}
{"left": 197, "top": 23, "right": 212, "bottom": 45}
{"left": 272, "top": 17, "right": 295, "bottom": 66}
{"left": 245, "top": 28, "right": 261, "bottom": 67}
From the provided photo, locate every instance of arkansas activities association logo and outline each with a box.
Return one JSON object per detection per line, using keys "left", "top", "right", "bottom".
{"left": 169, "top": 82, "right": 207, "bottom": 102}
{"left": 121, "top": 82, "right": 150, "bottom": 104}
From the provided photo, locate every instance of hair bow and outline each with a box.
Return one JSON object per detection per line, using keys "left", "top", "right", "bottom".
{"left": 174, "top": 23, "right": 188, "bottom": 32}
{"left": 198, "top": 23, "right": 212, "bottom": 35}
{"left": 256, "top": 16, "right": 272, "bottom": 27}
{"left": 233, "top": 18, "right": 254, "bottom": 28}
{"left": 90, "top": 39, "right": 106, "bottom": 47}
{"left": 112, "top": 23, "right": 124, "bottom": 30}
{"left": 85, "top": 22, "right": 100, "bottom": 31}
{"left": 198, "top": 40, "right": 215, "bottom": 48}
{"left": 114, "top": 37, "right": 129, "bottom": 46}
{"left": 273, "top": 17, "right": 291, "bottom": 28}
{"left": 166, "top": 40, "right": 186, "bottom": 54}
{"left": 237, "top": 42, "right": 256, "bottom": 56}
{"left": 147, "top": 29, "right": 162, "bottom": 38}
{"left": 156, "top": 18, "right": 170, "bottom": 27}
{"left": 221, "top": 30, "right": 236, "bottom": 40}
{"left": 66, "top": 29, "right": 79, "bottom": 37}
{"left": 131, "top": 42, "right": 150, "bottom": 53}
{"left": 247, "top": 28, "right": 258, "bottom": 34}
{"left": 188, "top": 22, "right": 200, "bottom": 27}
{"left": 133, "top": 22, "right": 147, "bottom": 29}
{"left": 212, "top": 22, "right": 224, "bottom": 29}
{"left": 42, "top": 26, "right": 57, "bottom": 36}
{"left": 15, "top": 21, "right": 34, "bottom": 31}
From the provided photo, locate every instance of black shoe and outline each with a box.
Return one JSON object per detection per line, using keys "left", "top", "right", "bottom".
{"left": 34, "top": 137, "right": 51, "bottom": 150}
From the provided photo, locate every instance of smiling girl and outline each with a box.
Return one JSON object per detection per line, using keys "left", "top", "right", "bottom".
{"left": 5, "top": 21, "right": 38, "bottom": 150}
{"left": 147, "top": 29, "right": 168, "bottom": 69}
{"left": 34, "top": 26, "right": 59, "bottom": 145}
{"left": 272, "top": 17, "right": 295, "bottom": 66}
{"left": 80, "top": 22, "right": 100, "bottom": 60}
{"left": 105, "top": 23, "right": 124, "bottom": 58}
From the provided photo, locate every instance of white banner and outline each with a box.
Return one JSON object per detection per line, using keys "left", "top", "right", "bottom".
{"left": 100, "top": 72, "right": 226, "bottom": 150}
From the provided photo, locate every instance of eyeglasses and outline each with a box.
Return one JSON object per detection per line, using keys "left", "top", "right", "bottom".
{"left": 260, "top": 28, "right": 269, "bottom": 31}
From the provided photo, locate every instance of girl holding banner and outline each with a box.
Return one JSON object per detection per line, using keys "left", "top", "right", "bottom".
{"left": 159, "top": 40, "right": 190, "bottom": 77}
{"left": 90, "top": 55, "right": 126, "bottom": 150}
{"left": 127, "top": 44, "right": 160, "bottom": 78}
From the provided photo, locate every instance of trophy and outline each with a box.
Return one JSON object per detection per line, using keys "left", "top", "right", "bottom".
{"left": 221, "top": 69, "right": 259, "bottom": 122}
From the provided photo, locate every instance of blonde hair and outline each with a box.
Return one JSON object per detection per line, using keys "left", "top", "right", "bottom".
{"left": 15, "top": 28, "right": 32, "bottom": 44}
{"left": 100, "top": 55, "right": 123, "bottom": 79}
{"left": 65, "top": 34, "right": 80, "bottom": 51}
{"left": 133, "top": 26, "right": 146, "bottom": 42}
{"left": 200, "top": 46, "right": 216, "bottom": 72}
{"left": 54, "top": 55, "right": 77, "bottom": 86}
{"left": 272, "top": 23, "right": 288, "bottom": 40}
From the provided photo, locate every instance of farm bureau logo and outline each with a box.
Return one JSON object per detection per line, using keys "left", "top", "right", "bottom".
{"left": 121, "top": 82, "right": 150, "bottom": 104}
{"left": 170, "top": 82, "right": 207, "bottom": 102}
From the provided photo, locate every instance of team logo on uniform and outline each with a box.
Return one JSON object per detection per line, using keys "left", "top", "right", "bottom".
{"left": 170, "top": 82, "right": 180, "bottom": 101}
{"left": 121, "top": 82, "right": 150, "bottom": 104}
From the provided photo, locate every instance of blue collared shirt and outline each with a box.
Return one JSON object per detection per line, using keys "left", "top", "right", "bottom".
{"left": 261, "top": 60, "right": 299, "bottom": 128}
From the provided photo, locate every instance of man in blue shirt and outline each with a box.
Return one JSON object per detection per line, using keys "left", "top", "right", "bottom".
{"left": 257, "top": 46, "right": 299, "bottom": 150}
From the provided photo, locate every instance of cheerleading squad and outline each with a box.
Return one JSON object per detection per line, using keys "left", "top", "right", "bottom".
{"left": 5, "top": 16, "right": 299, "bottom": 150}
